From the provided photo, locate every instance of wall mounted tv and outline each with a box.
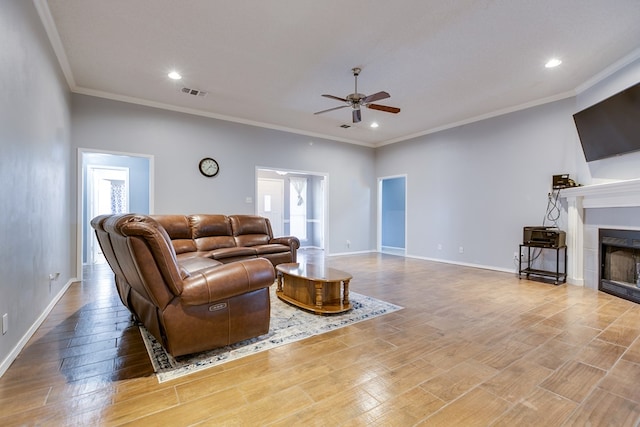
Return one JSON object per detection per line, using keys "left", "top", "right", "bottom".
{"left": 573, "top": 82, "right": 640, "bottom": 162}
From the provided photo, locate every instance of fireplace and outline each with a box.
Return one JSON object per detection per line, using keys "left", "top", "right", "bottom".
{"left": 561, "top": 178, "right": 640, "bottom": 288}
{"left": 599, "top": 228, "right": 640, "bottom": 303}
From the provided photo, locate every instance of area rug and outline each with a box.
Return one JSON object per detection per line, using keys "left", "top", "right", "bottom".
{"left": 140, "top": 286, "right": 403, "bottom": 382}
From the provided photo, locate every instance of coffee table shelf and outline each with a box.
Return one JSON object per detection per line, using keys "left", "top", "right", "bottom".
{"left": 275, "top": 263, "right": 352, "bottom": 314}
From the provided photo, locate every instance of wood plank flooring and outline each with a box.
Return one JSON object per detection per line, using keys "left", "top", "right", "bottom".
{"left": 2, "top": 250, "right": 640, "bottom": 425}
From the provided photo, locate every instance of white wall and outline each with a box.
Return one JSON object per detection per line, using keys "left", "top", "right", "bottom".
{"left": 376, "top": 97, "right": 584, "bottom": 271}
{"left": 0, "top": 0, "right": 72, "bottom": 372}
{"left": 71, "top": 94, "right": 376, "bottom": 254}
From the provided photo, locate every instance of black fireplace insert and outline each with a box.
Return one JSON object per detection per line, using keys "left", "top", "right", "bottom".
{"left": 599, "top": 228, "right": 640, "bottom": 304}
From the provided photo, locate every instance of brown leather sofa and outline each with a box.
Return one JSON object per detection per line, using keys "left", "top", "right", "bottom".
{"left": 91, "top": 213, "right": 276, "bottom": 357}
{"left": 151, "top": 214, "right": 300, "bottom": 266}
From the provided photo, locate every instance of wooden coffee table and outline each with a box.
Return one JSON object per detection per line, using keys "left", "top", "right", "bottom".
{"left": 275, "top": 263, "right": 352, "bottom": 314}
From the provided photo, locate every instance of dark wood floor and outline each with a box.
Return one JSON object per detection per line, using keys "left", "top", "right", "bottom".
{"left": 2, "top": 250, "right": 640, "bottom": 425}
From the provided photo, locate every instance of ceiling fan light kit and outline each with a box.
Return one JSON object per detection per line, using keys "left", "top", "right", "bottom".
{"left": 314, "top": 67, "right": 400, "bottom": 123}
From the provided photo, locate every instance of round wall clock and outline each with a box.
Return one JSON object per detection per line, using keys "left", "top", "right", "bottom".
{"left": 198, "top": 157, "right": 219, "bottom": 177}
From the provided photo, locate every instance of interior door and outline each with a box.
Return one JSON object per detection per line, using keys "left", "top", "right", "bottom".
{"left": 257, "top": 178, "right": 284, "bottom": 237}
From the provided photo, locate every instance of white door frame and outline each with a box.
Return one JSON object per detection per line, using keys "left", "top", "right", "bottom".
{"left": 77, "top": 148, "right": 154, "bottom": 279}
{"left": 256, "top": 166, "right": 329, "bottom": 253}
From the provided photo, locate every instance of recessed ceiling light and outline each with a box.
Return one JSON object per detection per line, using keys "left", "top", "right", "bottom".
{"left": 168, "top": 71, "right": 182, "bottom": 80}
{"left": 370, "top": 122, "right": 379, "bottom": 128}
{"left": 545, "top": 58, "right": 562, "bottom": 68}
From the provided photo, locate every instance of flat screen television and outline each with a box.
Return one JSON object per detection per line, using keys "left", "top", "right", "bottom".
{"left": 573, "top": 82, "right": 640, "bottom": 162}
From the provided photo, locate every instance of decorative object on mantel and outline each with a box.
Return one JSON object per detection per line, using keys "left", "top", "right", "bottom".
{"left": 140, "top": 286, "right": 403, "bottom": 382}
{"left": 552, "top": 174, "right": 579, "bottom": 190}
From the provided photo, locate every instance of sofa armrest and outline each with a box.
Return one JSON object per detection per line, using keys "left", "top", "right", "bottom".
{"left": 180, "top": 258, "right": 275, "bottom": 306}
{"left": 270, "top": 236, "right": 300, "bottom": 250}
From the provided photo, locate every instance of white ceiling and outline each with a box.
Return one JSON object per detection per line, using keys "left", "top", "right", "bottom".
{"left": 38, "top": 0, "right": 640, "bottom": 147}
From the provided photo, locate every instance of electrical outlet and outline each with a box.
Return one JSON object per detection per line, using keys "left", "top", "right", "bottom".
{"left": 514, "top": 251, "right": 519, "bottom": 260}
{"left": 437, "top": 243, "right": 442, "bottom": 250}
{"left": 346, "top": 240, "right": 351, "bottom": 248}
{"left": 2, "top": 313, "right": 7, "bottom": 335}
{"left": 459, "top": 246, "right": 464, "bottom": 254}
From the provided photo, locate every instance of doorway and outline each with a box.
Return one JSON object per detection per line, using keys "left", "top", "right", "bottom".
{"left": 379, "top": 175, "right": 407, "bottom": 256}
{"left": 78, "top": 149, "right": 153, "bottom": 277}
{"left": 86, "top": 166, "right": 129, "bottom": 264}
{"left": 256, "top": 168, "right": 327, "bottom": 252}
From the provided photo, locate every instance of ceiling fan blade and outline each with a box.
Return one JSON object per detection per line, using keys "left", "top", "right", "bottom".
{"left": 362, "top": 91, "right": 390, "bottom": 104}
{"left": 352, "top": 109, "right": 362, "bottom": 123}
{"left": 314, "top": 105, "right": 349, "bottom": 115}
{"left": 367, "top": 104, "right": 401, "bottom": 114}
{"left": 321, "top": 94, "right": 348, "bottom": 103}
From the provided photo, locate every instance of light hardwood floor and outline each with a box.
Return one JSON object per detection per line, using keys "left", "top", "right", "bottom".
{"left": 2, "top": 250, "right": 640, "bottom": 426}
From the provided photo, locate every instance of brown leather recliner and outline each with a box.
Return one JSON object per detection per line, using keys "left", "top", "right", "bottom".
{"left": 91, "top": 213, "right": 275, "bottom": 357}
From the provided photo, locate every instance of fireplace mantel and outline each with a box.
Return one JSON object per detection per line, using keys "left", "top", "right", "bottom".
{"left": 561, "top": 178, "right": 640, "bottom": 286}
{"left": 562, "top": 178, "right": 640, "bottom": 208}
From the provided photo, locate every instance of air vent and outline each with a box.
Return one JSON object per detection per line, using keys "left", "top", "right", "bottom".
{"left": 339, "top": 124, "right": 351, "bottom": 129}
{"left": 181, "top": 87, "right": 208, "bottom": 97}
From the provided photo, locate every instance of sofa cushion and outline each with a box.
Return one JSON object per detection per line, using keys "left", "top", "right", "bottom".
{"left": 230, "top": 215, "right": 272, "bottom": 247}
{"left": 178, "top": 256, "right": 223, "bottom": 276}
{"left": 207, "top": 247, "right": 258, "bottom": 261}
{"left": 152, "top": 215, "right": 196, "bottom": 255}
{"left": 189, "top": 214, "right": 237, "bottom": 251}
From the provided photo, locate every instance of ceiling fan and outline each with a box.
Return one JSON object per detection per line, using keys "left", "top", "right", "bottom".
{"left": 314, "top": 67, "right": 401, "bottom": 123}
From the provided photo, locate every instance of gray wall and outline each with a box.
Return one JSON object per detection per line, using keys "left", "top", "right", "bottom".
{"left": 71, "top": 94, "right": 376, "bottom": 254}
{"left": 0, "top": 1, "right": 72, "bottom": 369}
{"left": 376, "top": 97, "right": 584, "bottom": 271}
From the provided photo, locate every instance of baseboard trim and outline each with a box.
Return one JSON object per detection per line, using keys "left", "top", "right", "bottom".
{"left": 0, "top": 278, "right": 78, "bottom": 378}
{"left": 403, "top": 254, "right": 517, "bottom": 275}
{"left": 328, "top": 250, "right": 375, "bottom": 257}
{"left": 567, "top": 277, "right": 585, "bottom": 286}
